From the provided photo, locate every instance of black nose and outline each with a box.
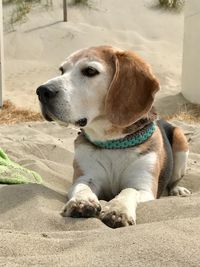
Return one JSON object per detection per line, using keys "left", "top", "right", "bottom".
{"left": 36, "top": 85, "right": 58, "bottom": 103}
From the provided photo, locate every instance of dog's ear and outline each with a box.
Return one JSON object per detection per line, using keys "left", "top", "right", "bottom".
{"left": 105, "top": 50, "right": 160, "bottom": 127}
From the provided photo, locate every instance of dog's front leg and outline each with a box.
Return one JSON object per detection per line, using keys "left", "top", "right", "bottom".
{"left": 61, "top": 177, "right": 101, "bottom": 218}
{"left": 100, "top": 189, "right": 153, "bottom": 228}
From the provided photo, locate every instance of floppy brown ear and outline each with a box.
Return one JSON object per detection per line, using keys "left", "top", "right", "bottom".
{"left": 105, "top": 50, "right": 160, "bottom": 127}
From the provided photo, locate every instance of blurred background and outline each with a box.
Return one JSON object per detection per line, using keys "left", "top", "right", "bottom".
{"left": 2, "top": 0, "right": 188, "bottom": 120}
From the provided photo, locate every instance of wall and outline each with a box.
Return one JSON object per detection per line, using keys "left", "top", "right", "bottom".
{"left": 182, "top": 0, "right": 200, "bottom": 103}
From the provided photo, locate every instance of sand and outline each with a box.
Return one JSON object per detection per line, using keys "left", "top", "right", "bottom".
{"left": 1, "top": 0, "right": 200, "bottom": 266}
{"left": 0, "top": 121, "right": 200, "bottom": 266}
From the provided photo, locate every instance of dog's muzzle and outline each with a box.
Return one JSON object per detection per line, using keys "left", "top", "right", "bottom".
{"left": 36, "top": 85, "right": 60, "bottom": 121}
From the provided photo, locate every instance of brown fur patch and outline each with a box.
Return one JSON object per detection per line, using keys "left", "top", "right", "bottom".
{"left": 73, "top": 159, "right": 84, "bottom": 182}
{"left": 123, "top": 107, "right": 158, "bottom": 135}
{"left": 104, "top": 50, "right": 160, "bottom": 127}
{"left": 73, "top": 134, "right": 91, "bottom": 181}
{"left": 172, "top": 127, "right": 189, "bottom": 152}
{"left": 104, "top": 124, "right": 123, "bottom": 136}
{"left": 138, "top": 127, "right": 165, "bottom": 198}
{"left": 74, "top": 133, "right": 89, "bottom": 147}
{"left": 151, "top": 160, "right": 161, "bottom": 198}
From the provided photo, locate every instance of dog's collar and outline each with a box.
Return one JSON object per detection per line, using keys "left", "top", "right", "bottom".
{"left": 82, "top": 122, "right": 156, "bottom": 149}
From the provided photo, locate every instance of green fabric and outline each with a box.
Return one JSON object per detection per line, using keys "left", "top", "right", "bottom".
{"left": 0, "top": 148, "right": 42, "bottom": 184}
{"left": 83, "top": 122, "right": 156, "bottom": 149}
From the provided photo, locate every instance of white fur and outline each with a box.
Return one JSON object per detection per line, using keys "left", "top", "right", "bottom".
{"left": 170, "top": 151, "right": 191, "bottom": 196}
{"left": 62, "top": 142, "right": 156, "bottom": 224}
{"left": 63, "top": 183, "right": 100, "bottom": 217}
{"left": 84, "top": 117, "right": 127, "bottom": 141}
{"left": 100, "top": 188, "right": 139, "bottom": 225}
{"left": 43, "top": 56, "right": 112, "bottom": 126}
{"left": 75, "top": 142, "right": 156, "bottom": 196}
{"left": 170, "top": 186, "right": 191, "bottom": 197}
{"left": 172, "top": 151, "right": 189, "bottom": 181}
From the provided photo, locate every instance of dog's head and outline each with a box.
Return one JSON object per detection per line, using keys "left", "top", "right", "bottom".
{"left": 36, "top": 46, "right": 159, "bottom": 128}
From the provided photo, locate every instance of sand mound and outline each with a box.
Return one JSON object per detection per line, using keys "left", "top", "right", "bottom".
{"left": 0, "top": 120, "right": 200, "bottom": 266}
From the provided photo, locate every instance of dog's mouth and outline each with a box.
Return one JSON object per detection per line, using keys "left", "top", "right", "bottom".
{"left": 42, "top": 111, "right": 53, "bottom": 122}
{"left": 40, "top": 104, "right": 72, "bottom": 127}
{"left": 75, "top": 118, "right": 88, "bottom": 127}
{"left": 40, "top": 105, "right": 54, "bottom": 122}
{"left": 40, "top": 105, "right": 88, "bottom": 128}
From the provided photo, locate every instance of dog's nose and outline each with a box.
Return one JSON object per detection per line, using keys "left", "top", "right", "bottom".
{"left": 36, "top": 85, "right": 58, "bottom": 103}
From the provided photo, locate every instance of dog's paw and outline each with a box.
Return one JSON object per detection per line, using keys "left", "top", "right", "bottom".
{"left": 61, "top": 196, "right": 101, "bottom": 218}
{"left": 170, "top": 186, "right": 191, "bottom": 197}
{"left": 100, "top": 201, "right": 135, "bottom": 228}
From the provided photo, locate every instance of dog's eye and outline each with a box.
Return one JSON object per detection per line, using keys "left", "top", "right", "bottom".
{"left": 81, "top": 66, "right": 99, "bottom": 77}
{"left": 59, "top": 67, "right": 64, "bottom": 75}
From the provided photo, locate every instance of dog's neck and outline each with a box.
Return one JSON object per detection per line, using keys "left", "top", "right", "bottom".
{"left": 83, "top": 107, "right": 157, "bottom": 142}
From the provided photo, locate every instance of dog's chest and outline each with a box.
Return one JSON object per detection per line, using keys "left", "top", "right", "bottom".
{"left": 75, "top": 143, "right": 156, "bottom": 196}
{"left": 76, "top": 143, "right": 138, "bottom": 172}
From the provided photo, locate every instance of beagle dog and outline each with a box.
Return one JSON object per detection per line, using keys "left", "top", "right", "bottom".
{"left": 36, "top": 46, "right": 190, "bottom": 228}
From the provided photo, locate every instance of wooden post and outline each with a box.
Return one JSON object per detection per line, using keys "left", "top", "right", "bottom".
{"left": 0, "top": 0, "right": 4, "bottom": 107}
{"left": 63, "top": 0, "right": 67, "bottom": 22}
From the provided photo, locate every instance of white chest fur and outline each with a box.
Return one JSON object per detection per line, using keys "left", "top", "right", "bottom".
{"left": 75, "top": 142, "right": 157, "bottom": 199}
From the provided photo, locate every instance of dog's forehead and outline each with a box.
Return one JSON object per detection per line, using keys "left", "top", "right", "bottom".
{"left": 64, "top": 46, "right": 124, "bottom": 65}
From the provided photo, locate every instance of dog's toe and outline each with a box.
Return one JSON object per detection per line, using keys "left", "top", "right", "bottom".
{"left": 61, "top": 198, "right": 101, "bottom": 218}
{"left": 100, "top": 210, "right": 135, "bottom": 228}
{"left": 170, "top": 186, "right": 191, "bottom": 197}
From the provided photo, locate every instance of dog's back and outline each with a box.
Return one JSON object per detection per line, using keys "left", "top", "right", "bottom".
{"left": 157, "top": 119, "right": 189, "bottom": 197}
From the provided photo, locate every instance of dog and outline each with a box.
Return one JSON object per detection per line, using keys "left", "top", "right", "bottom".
{"left": 36, "top": 45, "right": 191, "bottom": 228}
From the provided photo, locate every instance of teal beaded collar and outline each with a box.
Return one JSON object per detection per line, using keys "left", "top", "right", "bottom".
{"left": 82, "top": 122, "right": 156, "bottom": 149}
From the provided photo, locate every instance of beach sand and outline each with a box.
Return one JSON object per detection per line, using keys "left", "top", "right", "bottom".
{"left": 1, "top": 0, "right": 200, "bottom": 266}
{"left": 0, "top": 120, "right": 200, "bottom": 266}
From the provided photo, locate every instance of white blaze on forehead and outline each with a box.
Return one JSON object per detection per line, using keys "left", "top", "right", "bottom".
{"left": 60, "top": 46, "right": 124, "bottom": 70}
{"left": 66, "top": 58, "right": 109, "bottom": 123}
{"left": 60, "top": 47, "right": 94, "bottom": 69}
{"left": 67, "top": 47, "right": 89, "bottom": 59}
{"left": 59, "top": 58, "right": 73, "bottom": 72}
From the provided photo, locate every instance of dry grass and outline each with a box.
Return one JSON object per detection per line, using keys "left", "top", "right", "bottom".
{"left": 0, "top": 100, "right": 199, "bottom": 126}
{"left": 71, "top": 0, "right": 90, "bottom": 5}
{"left": 3, "top": 0, "right": 53, "bottom": 31}
{"left": 158, "top": 0, "right": 185, "bottom": 9}
{"left": 164, "top": 103, "right": 200, "bottom": 123}
{"left": 0, "top": 100, "right": 43, "bottom": 125}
